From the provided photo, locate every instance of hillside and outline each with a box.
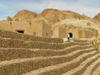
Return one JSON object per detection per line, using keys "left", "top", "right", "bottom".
{"left": 93, "top": 13, "right": 100, "bottom": 24}
{"left": 94, "top": 13, "right": 100, "bottom": 21}
{"left": 13, "top": 10, "right": 38, "bottom": 20}
{"left": 13, "top": 8, "right": 93, "bottom": 25}
{"left": 41, "top": 9, "right": 92, "bottom": 20}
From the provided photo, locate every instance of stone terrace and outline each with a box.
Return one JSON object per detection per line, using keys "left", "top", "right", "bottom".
{"left": 0, "top": 30, "right": 100, "bottom": 75}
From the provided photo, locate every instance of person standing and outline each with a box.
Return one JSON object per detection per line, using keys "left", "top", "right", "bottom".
{"left": 67, "top": 33, "right": 70, "bottom": 42}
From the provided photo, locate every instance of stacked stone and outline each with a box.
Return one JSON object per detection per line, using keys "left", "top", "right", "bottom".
{"left": 0, "top": 30, "right": 63, "bottom": 43}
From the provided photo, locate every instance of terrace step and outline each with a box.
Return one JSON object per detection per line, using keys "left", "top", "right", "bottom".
{"left": 0, "top": 49, "right": 97, "bottom": 75}
{"left": 0, "top": 38, "right": 91, "bottom": 49}
{"left": 74, "top": 39, "right": 88, "bottom": 42}
{"left": 0, "top": 30, "right": 63, "bottom": 43}
{"left": 82, "top": 57, "right": 100, "bottom": 75}
{"left": 92, "top": 65, "right": 100, "bottom": 75}
{"left": 0, "top": 45, "right": 94, "bottom": 61}
{"left": 22, "top": 51, "right": 98, "bottom": 75}
{"left": 62, "top": 53, "right": 100, "bottom": 75}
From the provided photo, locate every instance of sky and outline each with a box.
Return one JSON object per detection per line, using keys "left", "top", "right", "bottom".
{"left": 0, "top": 0, "right": 100, "bottom": 20}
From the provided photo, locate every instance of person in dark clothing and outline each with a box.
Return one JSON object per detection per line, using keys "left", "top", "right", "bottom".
{"left": 67, "top": 33, "right": 70, "bottom": 42}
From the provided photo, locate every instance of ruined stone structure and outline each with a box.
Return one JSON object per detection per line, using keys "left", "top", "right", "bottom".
{"left": 0, "top": 19, "right": 98, "bottom": 39}
{"left": 52, "top": 26, "right": 67, "bottom": 38}
{"left": 52, "top": 19, "right": 99, "bottom": 39}
{"left": 0, "top": 21, "right": 51, "bottom": 37}
{"left": 52, "top": 25, "right": 98, "bottom": 39}
{"left": 1, "top": 9, "right": 100, "bottom": 39}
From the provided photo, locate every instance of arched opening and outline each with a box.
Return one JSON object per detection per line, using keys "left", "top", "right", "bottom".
{"left": 69, "top": 33, "right": 73, "bottom": 38}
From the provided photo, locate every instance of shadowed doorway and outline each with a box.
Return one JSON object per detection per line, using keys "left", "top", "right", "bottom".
{"left": 69, "top": 33, "right": 73, "bottom": 38}
{"left": 16, "top": 30, "right": 24, "bottom": 34}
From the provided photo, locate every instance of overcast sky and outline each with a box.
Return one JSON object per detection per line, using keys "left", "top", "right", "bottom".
{"left": 0, "top": 0, "right": 100, "bottom": 20}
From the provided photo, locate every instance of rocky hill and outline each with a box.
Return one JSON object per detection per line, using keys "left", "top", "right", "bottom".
{"left": 13, "top": 8, "right": 94, "bottom": 25}
{"left": 94, "top": 13, "right": 100, "bottom": 20}
{"left": 40, "top": 9, "right": 89, "bottom": 24}
{"left": 13, "top": 10, "right": 38, "bottom": 20}
{"left": 93, "top": 13, "right": 100, "bottom": 24}
{"left": 41, "top": 9, "right": 92, "bottom": 20}
{"left": 82, "top": 14, "right": 93, "bottom": 21}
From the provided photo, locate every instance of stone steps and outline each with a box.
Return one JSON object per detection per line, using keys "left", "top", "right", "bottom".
{"left": 92, "top": 65, "right": 100, "bottom": 75}
{"left": 82, "top": 57, "right": 100, "bottom": 75}
{"left": 22, "top": 51, "right": 98, "bottom": 75}
{"left": 74, "top": 39, "right": 88, "bottom": 42}
{"left": 0, "top": 48, "right": 97, "bottom": 75}
{"left": 0, "top": 30, "right": 63, "bottom": 43}
{"left": 1, "top": 30, "right": 100, "bottom": 75}
{"left": 0, "top": 45, "right": 94, "bottom": 61}
{"left": 0, "top": 38, "right": 91, "bottom": 49}
{"left": 62, "top": 53, "right": 100, "bottom": 75}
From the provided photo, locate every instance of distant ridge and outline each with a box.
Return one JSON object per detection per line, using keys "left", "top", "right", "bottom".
{"left": 93, "top": 13, "right": 100, "bottom": 20}
{"left": 13, "top": 10, "right": 38, "bottom": 19}
{"left": 13, "top": 8, "right": 99, "bottom": 25}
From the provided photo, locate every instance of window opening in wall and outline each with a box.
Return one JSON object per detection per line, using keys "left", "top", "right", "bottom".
{"left": 33, "top": 32, "right": 36, "bottom": 36}
{"left": 16, "top": 30, "right": 24, "bottom": 34}
{"left": 46, "top": 33, "right": 48, "bottom": 36}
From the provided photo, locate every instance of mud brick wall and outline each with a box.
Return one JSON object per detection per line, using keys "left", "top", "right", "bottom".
{"left": 85, "top": 30, "right": 95, "bottom": 38}
{"left": 0, "top": 30, "right": 63, "bottom": 43}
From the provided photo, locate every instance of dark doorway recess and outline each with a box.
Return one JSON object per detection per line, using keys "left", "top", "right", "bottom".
{"left": 69, "top": 33, "right": 73, "bottom": 38}
{"left": 17, "top": 30, "right": 24, "bottom": 34}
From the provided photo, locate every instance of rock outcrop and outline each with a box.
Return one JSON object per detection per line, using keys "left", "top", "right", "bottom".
{"left": 6, "top": 16, "right": 12, "bottom": 21}
{"left": 40, "top": 9, "right": 93, "bottom": 24}
{"left": 93, "top": 13, "right": 100, "bottom": 21}
{"left": 93, "top": 13, "right": 100, "bottom": 24}
{"left": 82, "top": 14, "right": 93, "bottom": 21}
{"left": 13, "top": 18, "right": 19, "bottom": 21}
{"left": 13, "top": 10, "right": 38, "bottom": 20}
